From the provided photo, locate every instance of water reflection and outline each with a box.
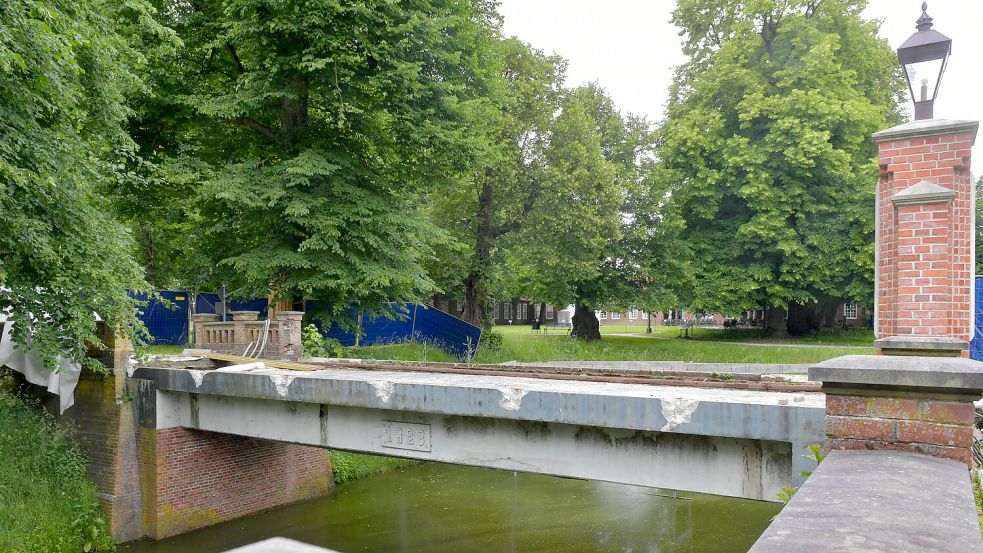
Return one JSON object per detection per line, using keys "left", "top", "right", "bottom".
{"left": 122, "top": 462, "right": 778, "bottom": 553}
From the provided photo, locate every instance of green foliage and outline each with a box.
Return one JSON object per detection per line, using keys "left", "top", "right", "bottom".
{"left": 775, "top": 442, "right": 825, "bottom": 515}
{"left": 659, "top": 0, "right": 905, "bottom": 315}
{"left": 330, "top": 451, "right": 417, "bottom": 485}
{"left": 481, "top": 331, "right": 505, "bottom": 352}
{"left": 799, "top": 443, "right": 826, "bottom": 478}
{"left": 301, "top": 324, "right": 345, "bottom": 359}
{"left": 0, "top": 0, "right": 163, "bottom": 368}
{"left": 423, "top": 36, "right": 566, "bottom": 327}
{"left": 133, "top": 0, "right": 509, "bottom": 324}
{"left": 0, "top": 384, "right": 114, "bottom": 552}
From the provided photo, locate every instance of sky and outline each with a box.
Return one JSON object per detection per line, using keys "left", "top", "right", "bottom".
{"left": 497, "top": 0, "right": 983, "bottom": 163}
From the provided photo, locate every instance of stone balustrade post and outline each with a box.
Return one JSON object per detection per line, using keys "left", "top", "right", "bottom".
{"left": 230, "top": 311, "right": 259, "bottom": 353}
{"left": 272, "top": 310, "right": 305, "bottom": 360}
{"left": 191, "top": 313, "right": 220, "bottom": 348}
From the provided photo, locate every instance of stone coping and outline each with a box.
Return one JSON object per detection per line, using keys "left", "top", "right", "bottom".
{"left": 874, "top": 335, "right": 968, "bottom": 351}
{"left": 749, "top": 450, "right": 983, "bottom": 553}
{"left": 809, "top": 354, "right": 983, "bottom": 392}
{"left": 872, "top": 118, "right": 979, "bottom": 142}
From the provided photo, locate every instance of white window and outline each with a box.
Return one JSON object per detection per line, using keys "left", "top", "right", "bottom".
{"left": 518, "top": 303, "right": 528, "bottom": 320}
{"left": 598, "top": 311, "right": 607, "bottom": 320}
{"left": 844, "top": 302, "right": 858, "bottom": 320}
{"left": 546, "top": 306, "right": 555, "bottom": 320}
{"left": 629, "top": 309, "right": 638, "bottom": 320}
{"left": 611, "top": 312, "right": 621, "bottom": 320}
{"left": 456, "top": 301, "right": 464, "bottom": 312}
{"left": 504, "top": 303, "right": 512, "bottom": 320}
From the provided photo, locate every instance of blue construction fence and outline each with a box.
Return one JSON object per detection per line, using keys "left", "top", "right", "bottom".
{"left": 307, "top": 302, "right": 482, "bottom": 359}
{"left": 971, "top": 277, "right": 983, "bottom": 361}
{"left": 134, "top": 292, "right": 481, "bottom": 359}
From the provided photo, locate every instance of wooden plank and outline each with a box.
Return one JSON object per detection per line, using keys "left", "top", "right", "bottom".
{"left": 203, "top": 352, "right": 321, "bottom": 372}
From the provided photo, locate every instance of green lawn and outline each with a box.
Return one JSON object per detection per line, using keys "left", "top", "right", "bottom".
{"left": 141, "top": 324, "right": 872, "bottom": 365}
{"left": 356, "top": 332, "right": 870, "bottom": 365}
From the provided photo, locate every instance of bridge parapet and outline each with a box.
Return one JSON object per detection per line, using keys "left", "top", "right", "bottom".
{"left": 193, "top": 310, "right": 304, "bottom": 360}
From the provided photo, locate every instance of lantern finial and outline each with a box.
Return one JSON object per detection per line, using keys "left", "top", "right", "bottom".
{"left": 916, "top": 2, "right": 933, "bottom": 31}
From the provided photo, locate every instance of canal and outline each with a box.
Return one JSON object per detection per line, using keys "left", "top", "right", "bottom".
{"left": 122, "top": 462, "right": 779, "bottom": 553}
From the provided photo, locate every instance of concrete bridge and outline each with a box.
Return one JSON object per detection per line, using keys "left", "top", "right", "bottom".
{"left": 131, "top": 362, "right": 824, "bottom": 504}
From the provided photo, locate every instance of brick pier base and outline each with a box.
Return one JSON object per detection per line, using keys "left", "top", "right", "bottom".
{"left": 824, "top": 392, "right": 975, "bottom": 466}
{"left": 137, "top": 427, "right": 331, "bottom": 540}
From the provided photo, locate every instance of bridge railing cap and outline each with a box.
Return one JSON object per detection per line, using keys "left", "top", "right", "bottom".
{"left": 809, "top": 354, "right": 983, "bottom": 393}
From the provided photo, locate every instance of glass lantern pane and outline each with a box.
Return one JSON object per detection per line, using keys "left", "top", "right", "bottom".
{"left": 904, "top": 58, "right": 944, "bottom": 101}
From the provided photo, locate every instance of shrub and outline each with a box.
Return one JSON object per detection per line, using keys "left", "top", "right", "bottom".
{"left": 302, "top": 324, "right": 346, "bottom": 358}
{"left": 481, "top": 331, "right": 504, "bottom": 352}
{"left": 0, "top": 382, "right": 114, "bottom": 552}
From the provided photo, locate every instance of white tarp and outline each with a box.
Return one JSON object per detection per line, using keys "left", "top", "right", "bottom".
{"left": 0, "top": 313, "right": 82, "bottom": 413}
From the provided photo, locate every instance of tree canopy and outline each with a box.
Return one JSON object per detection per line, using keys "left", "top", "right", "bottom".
{"left": 0, "top": 0, "right": 167, "bottom": 366}
{"left": 126, "top": 0, "right": 507, "bottom": 321}
{"left": 658, "top": 0, "right": 905, "bottom": 334}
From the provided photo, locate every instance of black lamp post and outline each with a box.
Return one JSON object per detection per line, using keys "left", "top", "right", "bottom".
{"left": 897, "top": 2, "right": 951, "bottom": 121}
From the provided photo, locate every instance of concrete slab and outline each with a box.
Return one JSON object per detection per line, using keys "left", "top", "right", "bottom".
{"left": 130, "top": 365, "right": 827, "bottom": 498}
{"left": 750, "top": 450, "right": 983, "bottom": 552}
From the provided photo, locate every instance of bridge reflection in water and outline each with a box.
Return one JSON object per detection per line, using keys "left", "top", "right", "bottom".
{"left": 122, "top": 461, "right": 779, "bottom": 553}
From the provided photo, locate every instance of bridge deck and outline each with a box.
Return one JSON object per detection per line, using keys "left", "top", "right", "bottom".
{"left": 131, "top": 363, "right": 826, "bottom": 500}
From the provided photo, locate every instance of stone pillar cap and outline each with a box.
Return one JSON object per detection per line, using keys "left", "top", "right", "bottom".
{"left": 230, "top": 311, "right": 260, "bottom": 321}
{"left": 809, "top": 354, "right": 983, "bottom": 392}
{"left": 192, "top": 313, "right": 221, "bottom": 320}
{"left": 874, "top": 335, "right": 967, "bottom": 351}
{"left": 872, "top": 118, "right": 978, "bottom": 143}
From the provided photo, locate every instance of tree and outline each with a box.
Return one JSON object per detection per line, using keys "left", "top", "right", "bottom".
{"left": 424, "top": 38, "right": 565, "bottom": 329}
{"left": 507, "top": 84, "right": 656, "bottom": 340}
{"left": 0, "top": 0, "right": 163, "bottom": 367}
{"left": 658, "top": 0, "right": 905, "bottom": 336}
{"left": 135, "top": 0, "right": 503, "bottom": 322}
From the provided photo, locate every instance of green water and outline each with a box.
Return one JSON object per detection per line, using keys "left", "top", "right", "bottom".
{"left": 122, "top": 463, "right": 779, "bottom": 553}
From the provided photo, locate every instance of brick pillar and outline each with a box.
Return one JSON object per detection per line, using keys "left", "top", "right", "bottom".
{"left": 272, "top": 310, "right": 305, "bottom": 360}
{"left": 872, "top": 119, "right": 979, "bottom": 356}
{"left": 49, "top": 323, "right": 145, "bottom": 541}
{"left": 811, "top": 118, "right": 983, "bottom": 469}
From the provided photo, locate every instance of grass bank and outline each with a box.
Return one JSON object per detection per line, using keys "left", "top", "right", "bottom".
{"left": 0, "top": 376, "right": 114, "bottom": 552}
{"left": 354, "top": 331, "right": 871, "bottom": 365}
{"left": 330, "top": 451, "right": 418, "bottom": 484}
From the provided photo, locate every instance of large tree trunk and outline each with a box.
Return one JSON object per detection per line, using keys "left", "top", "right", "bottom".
{"left": 786, "top": 302, "right": 809, "bottom": 336}
{"left": 462, "top": 179, "right": 496, "bottom": 329}
{"left": 765, "top": 306, "right": 789, "bottom": 338}
{"left": 572, "top": 302, "right": 601, "bottom": 341}
{"left": 539, "top": 302, "right": 548, "bottom": 324}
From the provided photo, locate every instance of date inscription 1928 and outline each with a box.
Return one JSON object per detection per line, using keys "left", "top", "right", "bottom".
{"left": 381, "top": 421, "right": 431, "bottom": 452}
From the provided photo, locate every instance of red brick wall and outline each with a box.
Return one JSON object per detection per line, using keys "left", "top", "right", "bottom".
{"left": 876, "top": 131, "right": 975, "bottom": 342}
{"left": 138, "top": 427, "right": 331, "bottom": 540}
{"left": 825, "top": 394, "right": 975, "bottom": 466}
